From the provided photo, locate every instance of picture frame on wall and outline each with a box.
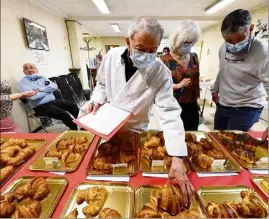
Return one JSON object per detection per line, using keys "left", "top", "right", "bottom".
{"left": 23, "top": 18, "right": 50, "bottom": 51}
{"left": 255, "top": 18, "right": 268, "bottom": 41}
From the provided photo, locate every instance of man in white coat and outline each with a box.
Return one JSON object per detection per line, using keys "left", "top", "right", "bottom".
{"left": 85, "top": 17, "right": 192, "bottom": 206}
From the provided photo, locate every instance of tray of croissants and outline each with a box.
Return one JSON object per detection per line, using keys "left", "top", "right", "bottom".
{"left": 185, "top": 132, "right": 241, "bottom": 173}
{"left": 0, "top": 137, "right": 47, "bottom": 186}
{"left": 210, "top": 131, "right": 268, "bottom": 170}
{"left": 61, "top": 181, "right": 134, "bottom": 218}
{"left": 251, "top": 176, "right": 268, "bottom": 197}
{"left": 197, "top": 185, "right": 268, "bottom": 218}
{"left": 29, "top": 131, "right": 94, "bottom": 172}
{"left": 86, "top": 132, "right": 138, "bottom": 176}
{"left": 0, "top": 176, "right": 68, "bottom": 218}
{"left": 139, "top": 130, "right": 190, "bottom": 173}
{"left": 136, "top": 183, "right": 207, "bottom": 218}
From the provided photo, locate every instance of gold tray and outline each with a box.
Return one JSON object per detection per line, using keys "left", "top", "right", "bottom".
{"left": 87, "top": 132, "right": 138, "bottom": 176}
{"left": 210, "top": 131, "right": 268, "bottom": 170}
{"left": 0, "top": 137, "right": 47, "bottom": 187}
{"left": 186, "top": 132, "right": 241, "bottom": 173}
{"left": 139, "top": 130, "right": 190, "bottom": 173}
{"left": 252, "top": 176, "right": 268, "bottom": 197}
{"left": 60, "top": 181, "right": 134, "bottom": 218}
{"left": 135, "top": 185, "right": 206, "bottom": 218}
{"left": 29, "top": 131, "right": 94, "bottom": 172}
{"left": 197, "top": 185, "right": 268, "bottom": 218}
{"left": 2, "top": 176, "right": 68, "bottom": 218}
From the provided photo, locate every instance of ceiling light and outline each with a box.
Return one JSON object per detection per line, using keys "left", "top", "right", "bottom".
{"left": 92, "top": 0, "right": 110, "bottom": 14}
{"left": 111, "top": 24, "right": 121, "bottom": 32}
{"left": 205, "top": 0, "right": 235, "bottom": 14}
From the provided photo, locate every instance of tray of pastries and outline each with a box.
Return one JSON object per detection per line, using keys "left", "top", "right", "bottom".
{"left": 135, "top": 184, "right": 206, "bottom": 218}
{"left": 0, "top": 176, "right": 68, "bottom": 218}
{"left": 197, "top": 185, "right": 268, "bottom": 218}
{"left": 29, "top": 131, "right": 94, "bottom": 172}
{"left": 0, "top": 137, "right": 47, "bottom": 186}
{"left": 60, "top": 181, "right": 134, "bottom": 218}
{"left": 252, "top": 176, "right": 268, "bottom": 197}
{"left": 87, "top": 132, "right": 138, "bottom": 176}
{"left": 185, "top": 132, "right": 241, "bottom": 173}
{"left": 210, "top": 131, "right": 268, "bottom": 170}
{"left": 139, "top": 130, "right": 190, "bottom": 173}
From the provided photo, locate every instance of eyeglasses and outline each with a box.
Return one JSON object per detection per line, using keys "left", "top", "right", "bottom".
{"left": 225, "top": 51, "right": 245, "bottom": 63}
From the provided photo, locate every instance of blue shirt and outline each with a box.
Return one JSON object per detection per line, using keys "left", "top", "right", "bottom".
{"left": 18, "top": 75, "right": 58, "bottom": 108}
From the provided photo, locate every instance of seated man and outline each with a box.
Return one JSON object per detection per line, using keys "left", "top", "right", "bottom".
{"left": 18, "top": 63, "right": 79, "bottom": 130}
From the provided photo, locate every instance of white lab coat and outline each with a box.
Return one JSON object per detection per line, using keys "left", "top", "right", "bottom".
{"left": 83, "top": 46, "right": 187, "bottom": 157}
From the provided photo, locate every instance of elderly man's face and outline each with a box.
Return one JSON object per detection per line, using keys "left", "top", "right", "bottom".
{"left": 23, "top": 63, "right": 37, "bottom": 75}
{"left": 126, "top": 32, "right": 161, "bottom": 53}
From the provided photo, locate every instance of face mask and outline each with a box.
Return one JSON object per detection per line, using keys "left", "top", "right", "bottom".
{"left": 162, "top": 52, "right": 168, "bottom": 55}
{"left": 26, "top": 73, "right": 39, "bottom": 81}
{"left": 179, "top": 43, "right": 192, "bottom": 55}
{"left": 226, "top": 36, "right": 250, "bottom": 54}
{"left": 129, "top": 49, "right": 157, "bottom": 69}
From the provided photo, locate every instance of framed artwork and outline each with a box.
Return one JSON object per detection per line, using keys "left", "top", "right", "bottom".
{"left": 105, "top": 45, "right": 119, "bottom": 53}
{"left": 255, "top": 18, "right": 268, "bottom": 41}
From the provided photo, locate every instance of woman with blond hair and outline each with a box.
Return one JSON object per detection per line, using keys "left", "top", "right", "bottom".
{"left": 161, "top": 20, "right": 201, "bottom": 130}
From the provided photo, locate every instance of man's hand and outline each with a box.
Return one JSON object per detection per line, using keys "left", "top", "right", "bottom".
{"left": 87, "top": 102, "right": 101, "bottom": 114}
{"left": 177, "top": 78, "right": 191, "bottom": 89}
{"left": 168, "top": 157, "right": 194, "bottom": 207}
{"left": 211, "top": 92, "right": 219, "bottom": 104}
{"left": 21, "top": 91, "right": 37, "bottom": 97}
{"left": 262, "top": 128, "right": 268, "bottom": 141}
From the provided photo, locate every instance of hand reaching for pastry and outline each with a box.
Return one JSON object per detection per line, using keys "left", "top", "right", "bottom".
{"left": 168, "top": 157, "right": 194, "bottom": 208}
{"left": 86, "top": 102, "right": 101, "bottom": 114}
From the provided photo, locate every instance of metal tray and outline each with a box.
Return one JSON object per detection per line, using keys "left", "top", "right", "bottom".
{"left": 252, "top": 176, "right": 268, "bottom": 197}
{"left": 29, "top": 131, "right": 94, "bottom": 172}
{"left": 135, "top": 185, "right": 206, "bottom": 218}
{"left": 210, "top": 131, "right": 268, "bottom": 170}
{"left": 185, "top": 132, "right": 241, "bottom": 173}
{"left": 197, "top": 185, "right": 268, "bottom": 218}
{"left": 60, "top": 181, "right": 134, "bottom": 218}
{"left": 87, "top": 132, "right": 138, "bottom": 176}
{"left": 0, "top": 137, "right": 47, "bottom": 187}
{"left": 2, "top": 176, "right": 68, "bottom": 218}
{"left": 139, "top": 130, "right": 190, "bottom": 173}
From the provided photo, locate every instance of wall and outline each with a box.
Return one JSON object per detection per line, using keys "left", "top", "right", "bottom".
{"left": 1, "top": 0, "right": 72, "bottom": 132}
{"left": 199, "top": 5, "right": 268, "bottom": 79}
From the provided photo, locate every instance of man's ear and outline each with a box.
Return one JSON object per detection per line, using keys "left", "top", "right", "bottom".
{"left": 125, "top": 37, "right": 130, "bottom": 46}
{"left": 250, "top": 24, "right": 255, "bottom": 32}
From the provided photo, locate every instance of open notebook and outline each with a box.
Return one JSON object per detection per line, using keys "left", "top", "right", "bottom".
{"left": 73, "top": 103, "right": 133, "bottom": 140}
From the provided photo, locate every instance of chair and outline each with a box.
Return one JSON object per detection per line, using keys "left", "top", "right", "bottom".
{"left": 68, "top": 73, "right": 91, "bottom": 100}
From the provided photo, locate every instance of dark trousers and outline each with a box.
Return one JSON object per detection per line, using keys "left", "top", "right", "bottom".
{"left": 180, "top": 102, "right": 199, "bottom": 131}
{"left": 33, "top": 100, "right": 79, "bottom": 130}
{"left": 214, "top": 104, "right": 262, "bottom": 131}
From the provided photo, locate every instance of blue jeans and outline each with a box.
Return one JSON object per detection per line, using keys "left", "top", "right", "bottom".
{"left": 214, "top": 104, "right": 263, "bottom": 131}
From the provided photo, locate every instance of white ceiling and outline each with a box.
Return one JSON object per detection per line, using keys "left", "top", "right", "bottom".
{"left": 32, "top": 0, "right": 268, "bottom": 37}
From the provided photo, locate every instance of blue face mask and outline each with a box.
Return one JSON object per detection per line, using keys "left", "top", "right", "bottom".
{"left": 226, "top": 37, "right": 250, "bottom": 54}
{"left": 130, "top": 49, "right": 157, "bottom": 69}
{"left": 179, "top": 43, "right": 193, "bottom": 55}
{"left": 26, "top": 73, "right": 40, "bottom": 81}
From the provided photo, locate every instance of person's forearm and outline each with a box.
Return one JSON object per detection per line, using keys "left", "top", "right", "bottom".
{"left": 10, "top": 93, "right": 23, "bottom": 101}
{"left": 173, "top": 83, "right": 182, "bottom": 90}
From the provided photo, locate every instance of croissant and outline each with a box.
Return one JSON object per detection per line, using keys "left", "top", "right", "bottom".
{"left": 1, "top": 145, "right": 21, "bottom": 157}
{"left": 0, "top": 166, "right": 15, "bottom": 184}
{"left": 232, "top": 148, "right": 255, "bottom": 163}
{"left": 119, "top": 150, "right": 135, "bottom": 163}
{"left": 93, "top": 156, "right": 112, "bottom": 170}
{"left": 137, "top": 201, "right": 159, "bottom": 218}
{"left": 144, "top": 136, "right": 161, "bottom": 149}
{"left": 82, "top": 200, "right": 103, "bottom": 217}
{"left": 99, "top": 208, "right": 122, "bottom": 218}
{"left": 186, "top": 143, "right": 202, "bottom": 156}
{"left": 65, "top": 208, "right": 78, "bottom": 218}
{"left": 207, "top": 149, "right": 226, "bottom": 159}
{"left": 8, "top": 138, "right": 28, "bottom": 148}
{"left": 7, "top": 147, "right": 35, "bottom": 166}
{"left": 73, "top": 143, "right": 88, "bottom": 154}
{"left": 76, "top": 186, "right": 108, "bottom": 205}
{"left": 30, "top": 177, "right": 50, "bottom": 201}
{"left": 56, "top": 139, "right": 69, "bottom": 152}
{"left": 61, "top": 151, "right": 80, "bottom": 168}
{"left": 192, "top": 153, "right": 213, "bottom": 169}
{"left": 0, "top": 194, "right": 15, "bottom": 217}
{"left": 45, "top": 149, "right": 63, "bottom": 159}
{"left": 68, "top": 136, "right": 88, "bottom": 145}
{"left": 260, "top": 178, "right": 268, "bottom": 194}
{"left": 156, "top": 132, "right": 165, "bottom": 145}
{"left": 161, "top": 208, "right": 200, "bottom": 218}
{"left": 206, "top": 202, "right": 239, "bottom": 218}
{"left": 97, "top": 143, "right": 112, "bottom": 156}
{"left": 185, "top": 133, "right": 197, "bottom": 143}
{"left": 200, "top": 138, "right": 214, "bottom": 150}
{"left": 14, "top": 180, "right": 35, "bottom": 202}
{"left": 12, "top": 200, "right": 42, "bottom": 218}
{"left": 239, "top": 191, "right": 267, "bottom": 218}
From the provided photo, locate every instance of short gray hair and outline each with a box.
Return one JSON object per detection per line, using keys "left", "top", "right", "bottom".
{"left": 169, "top": 20, "right": 201, "bottom": 53}
{"left": 128, "top": 16, "right": 164, "bottom": 41}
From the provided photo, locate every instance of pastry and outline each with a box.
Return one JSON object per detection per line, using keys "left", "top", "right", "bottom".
{"left": 192, "top": 153, "right": 213, "bottom": 169}
{"left": 65, "top": 208, "right": 78, "bottom": 218}
{"left": 99, "top": 208, "right": 122, "bottom": 218}
{"left": 0, "top": 193, "right": 15, "bottom": 217}
{"left": 61, "top": 151, "right": 80, "bottom": 168}
{"left": 185, "top": 133, "right": 197, "bottom": 143}
{"left": 73, "top": 143, "right": 88, "bottom": 154}
{"left": 56, "top": 139, "right": 69, "bottom": 152}
{"left": 207, "top": 149, "right": 226, "bottom": 159}
{"left": 137, "top": 191, "right": 159, "bottom": 218}
{"left": 12, "top": 200, "right": 42, "bottom": 218}
{"left": 45, "top": 149, "right": 63, "bottom": 159}
{"left": 232, "top": 148, "right": 255, "bottom": 164}
{"left": 0, "top": 166, "right": 15, "bottom": 184}
{"left": 156, "top": 132, "right": 165, "bottom": 145}
{"left": 200, "top": 138, "right": 214, "bottom": 150}
{"left": 93, "top": 156, "right": 112, "bottom": 170}
{"left": 68, "top": 136, "right": 88, "bottom": 145}
{"left": 76, "top": 186, "right": 108, "bottom": 205}
{"left": 186, "top": 142, "right": 202, "bottom": 155}
{"left": 144, "top": 136, "right": 161, "bottom": 149}
{"left": 206, "top": 202, "right": 239, "bottom": 218}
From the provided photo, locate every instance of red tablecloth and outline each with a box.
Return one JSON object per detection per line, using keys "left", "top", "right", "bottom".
{"left": 0, "top": 132, "right": 267, "bottom": 218}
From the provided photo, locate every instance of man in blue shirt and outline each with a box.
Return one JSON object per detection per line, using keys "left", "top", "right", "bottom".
{"left": 19, "top": 63, "right": 79, "bottom": 130}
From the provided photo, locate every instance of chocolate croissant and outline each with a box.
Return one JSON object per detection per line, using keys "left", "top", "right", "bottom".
{"left": 99, "top": 208, "right": 122, "bottom": 218}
